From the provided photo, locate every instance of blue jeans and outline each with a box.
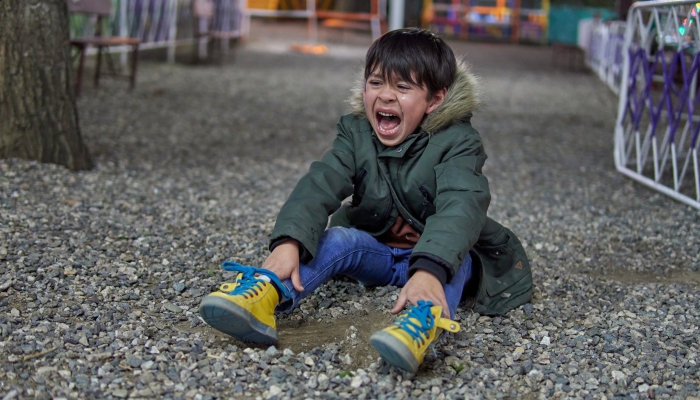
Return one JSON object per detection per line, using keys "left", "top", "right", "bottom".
{"left": 277, "top": 227, "right": 473, "bottom": 319}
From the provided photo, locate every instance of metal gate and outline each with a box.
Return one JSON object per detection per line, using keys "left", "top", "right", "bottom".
{"left": 615, "top": 0, "right": 700, "bottom": 210}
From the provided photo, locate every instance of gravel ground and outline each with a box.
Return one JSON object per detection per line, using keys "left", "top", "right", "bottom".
{"left": 2, "top": 21, "right": 700, "bottom": 399}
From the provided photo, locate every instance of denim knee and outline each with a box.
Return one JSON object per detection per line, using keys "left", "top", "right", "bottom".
{"left": 318, "top": 227, "right": 361, "bottom": 251}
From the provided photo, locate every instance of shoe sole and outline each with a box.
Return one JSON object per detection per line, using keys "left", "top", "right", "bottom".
{"left": 370, "top": 331, "right": 419, "bottom": 373}
{"left": 199, "top": 295, "right": 278, "bottom": 345}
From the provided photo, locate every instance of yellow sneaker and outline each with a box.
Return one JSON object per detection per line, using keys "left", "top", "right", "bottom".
{"left": 199, "top": 262, "right": 290, "bottom": 345}
{"left": 370, "top": 300, "right": 460, "bottom": 373}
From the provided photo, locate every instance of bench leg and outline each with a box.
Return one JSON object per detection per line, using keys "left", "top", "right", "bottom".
{"left": 94, "top": 45, "right": 103, "bottom": 88}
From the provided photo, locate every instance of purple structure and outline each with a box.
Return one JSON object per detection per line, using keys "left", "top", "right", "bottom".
{"left": 615, "top": 0, "right": 700, "bottom": 210}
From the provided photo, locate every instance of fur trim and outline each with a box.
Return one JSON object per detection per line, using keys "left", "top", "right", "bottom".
{"left": 346, "top": 59, "right": 481, "bottom": 135}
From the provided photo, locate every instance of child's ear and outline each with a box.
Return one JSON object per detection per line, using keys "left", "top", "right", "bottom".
{"left": 426, "top": 88, "right": 447, "bottom": 115}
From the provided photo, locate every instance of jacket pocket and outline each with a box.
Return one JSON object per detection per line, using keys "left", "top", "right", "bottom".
{"left": 435, "top": 164, "right": 487, "bottom": 192}
{"left": 470, "top": 228, "right": 533, "bottom": 315}
{"left": 474, "top": 233, "right": 530, "bottom": 298}
{"left": 473, "top": 273, "right": 533, "bottom": 316}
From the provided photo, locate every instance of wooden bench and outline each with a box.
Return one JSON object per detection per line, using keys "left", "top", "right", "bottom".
{"left": 67, "top": 0, "right": 140, "bottom": 96}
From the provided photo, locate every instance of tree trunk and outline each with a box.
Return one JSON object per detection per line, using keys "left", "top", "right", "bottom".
{"left": 0, "top": 0, "right": 93, "bottom": 171}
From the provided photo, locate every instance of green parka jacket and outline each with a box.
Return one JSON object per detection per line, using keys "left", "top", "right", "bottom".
{"left": 270, "top": 62, "right": 532, "bottom": 315}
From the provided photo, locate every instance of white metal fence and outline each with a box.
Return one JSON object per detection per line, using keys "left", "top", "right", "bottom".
{"left": 584, "top": 0, "right": 700, "bottom": 210}
{"left": 585, "top": 20, "right": 625, "bottom": 95}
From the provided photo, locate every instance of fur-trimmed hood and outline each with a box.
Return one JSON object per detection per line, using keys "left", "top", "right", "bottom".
{"left": 347, "top": 59, "right": 481, "bottom": 136}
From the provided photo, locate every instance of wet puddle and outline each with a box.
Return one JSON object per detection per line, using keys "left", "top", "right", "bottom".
{"left": 179, "top": 312, "right": 395, "bottom": 369}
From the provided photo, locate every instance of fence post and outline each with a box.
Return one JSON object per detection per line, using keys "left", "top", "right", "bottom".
{"left": 168, "top": 0, "right": 178, "bottom": 63}
{"left": 120, "top": 0, "right": 128, "bottom": 67}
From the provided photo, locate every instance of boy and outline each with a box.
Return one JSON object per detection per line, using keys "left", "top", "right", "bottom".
{"left": 200, "top": 28, "right": 532, "bottom": 373}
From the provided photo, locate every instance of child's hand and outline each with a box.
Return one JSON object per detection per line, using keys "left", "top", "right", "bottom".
{"left": 261, "top": 240, "right": 304, "bottom": 292}
{"left": 392, "top": 270, "right": 450, "bottom": 318}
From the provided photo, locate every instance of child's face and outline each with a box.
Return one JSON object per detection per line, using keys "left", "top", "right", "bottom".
{"left": 362, "top": 68, "right": 445, "bottom": 147}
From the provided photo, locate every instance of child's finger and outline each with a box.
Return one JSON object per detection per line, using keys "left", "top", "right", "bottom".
{"left": 291, "top": 268, "right": 305, "bottom": 292}
{"left": 391, "top": 292, "right": 407, "bottom": 314}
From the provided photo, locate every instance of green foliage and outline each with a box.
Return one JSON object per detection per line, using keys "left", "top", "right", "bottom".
{"left": 338, "top": 371, "right": 355, "bottom": 379}
{"left": 450, "top": 362, "right": 465, "bottom": 373}
{"left": 208, "top": 265, "right": 216, "bottom": 277}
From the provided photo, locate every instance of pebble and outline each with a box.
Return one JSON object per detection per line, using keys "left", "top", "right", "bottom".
{"left": 0, "top": 21, "right": 698, "bottom": 400}
{"left": 164, "top": 303, "right": 182, "bottom": 313}
{"left": 173, "top": 282, "right": 186, "bottom": 293}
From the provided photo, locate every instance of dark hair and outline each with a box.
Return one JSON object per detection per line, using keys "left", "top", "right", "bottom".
{"left": 364, "top": 28, "right": 457, "bottom": 99}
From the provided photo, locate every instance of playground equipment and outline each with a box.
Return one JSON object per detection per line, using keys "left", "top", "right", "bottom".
{"left": 424, "top": 0, "right": 549, "bottom": 44}
{"left": 519, "top": 0, "right": 549, "bottom": 43}
{"left": 614, "top": 0, "right": 700, "bottom": 210}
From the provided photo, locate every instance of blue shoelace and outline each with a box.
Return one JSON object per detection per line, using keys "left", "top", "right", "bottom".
{"left": 394, "top": 300, "right": 435, "bottom": 345}
{"left": 219, "top": 261, "right": 292, "bottom": 302}
{"left": 221, "top": 265, "right": 265, "bottom": 298}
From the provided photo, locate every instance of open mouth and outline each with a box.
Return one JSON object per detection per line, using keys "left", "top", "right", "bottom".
{"left": 376, "top": 111, "right": 401, "bottom": 136}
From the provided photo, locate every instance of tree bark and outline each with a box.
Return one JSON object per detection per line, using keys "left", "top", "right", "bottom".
{"left": 0, "top": 0, "right": 93, "bottom": 171}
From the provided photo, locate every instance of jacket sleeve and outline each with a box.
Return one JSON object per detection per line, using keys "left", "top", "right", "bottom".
{"left": 269, "top": 119, "right": 357, "bottom": 260}
{"left": 409, "top": 127, "right": 491, "bottom": 281}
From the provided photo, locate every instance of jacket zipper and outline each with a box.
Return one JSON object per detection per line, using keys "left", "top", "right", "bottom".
{"left": 351, "top": 168, "right": 368, "bottom": 207}
{"left": 419, "top": 185, "right": 434, "bottom": 220}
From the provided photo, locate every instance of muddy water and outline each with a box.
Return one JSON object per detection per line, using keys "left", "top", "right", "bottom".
{"left": 180, "top": 311, "right": 395, "bottom": 370}
{"left": 278, "top": 313, "right": 395, "bottom": 368}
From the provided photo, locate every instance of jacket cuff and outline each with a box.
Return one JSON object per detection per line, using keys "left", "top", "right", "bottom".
{"left": 408, "top": 257, "right": 449, "bottom": 285}
{"left": 269, "top": 237, "right": 312, "bottom": 264}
